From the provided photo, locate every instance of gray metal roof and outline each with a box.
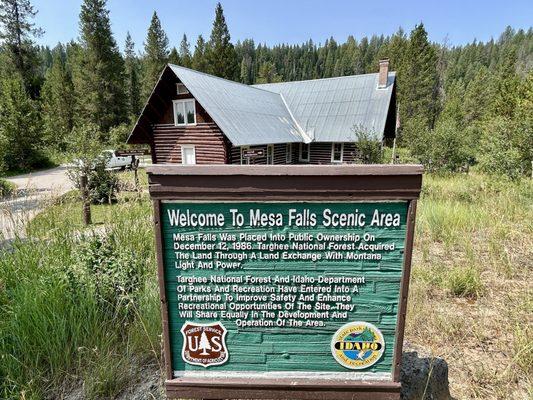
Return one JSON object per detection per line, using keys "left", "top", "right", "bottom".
{"left": 169, "top": 65, "right": 304, "bottom": 146}
{"left": 254, "top": 72, "right": 396, "bottom": 142}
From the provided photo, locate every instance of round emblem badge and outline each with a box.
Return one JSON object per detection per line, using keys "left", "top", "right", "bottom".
{"left": 331, "top": 321, "right": 385, "bottom": 370}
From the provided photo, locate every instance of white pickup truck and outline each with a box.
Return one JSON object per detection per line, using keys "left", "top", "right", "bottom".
{"left": 101, "top": 150, "right": 133, "bottom": 170}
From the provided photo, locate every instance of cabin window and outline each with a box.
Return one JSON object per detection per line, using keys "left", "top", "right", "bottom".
{"left": 177, "top": 82, "right": 189, "bottom": 95}
{"left": 286, "top": 143, "right": 292, "bottom": 163}
{"left": 267, "top": 144, "right": 274, "bottom": 165}
{"left": 331, "top": 143, "right": 344, "bottom": 163}
{"left": 299, "top": 143, "right": 310, "bottom": 162}
{"left": 173, "top": 99, "right": 196, "bottom": 126}
{"left": 181, "top": 145, "right": 196, "bottom": 165}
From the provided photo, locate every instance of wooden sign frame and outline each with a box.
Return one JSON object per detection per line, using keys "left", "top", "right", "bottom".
{"left": 147, "top": 164, "right": 423, "bottom": 400}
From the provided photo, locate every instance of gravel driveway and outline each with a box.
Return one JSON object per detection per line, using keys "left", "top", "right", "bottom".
{"left": 0, "top": 166, "right": 74, "bottom": 242}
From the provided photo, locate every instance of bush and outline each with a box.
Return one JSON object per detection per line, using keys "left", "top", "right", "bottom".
{"left": 108, "top": 123, "right": 132, "bottom": 148}
{"left": 0, "top": 178, "right": 15, "bottom": 197}
{"left": 88, "top": 160, "right": 119, "bottom": 204}
{"left": 69, "top": 231, "right": 146, "bottom": 320}
{"left": 404, "top": 117, "right": 470, "bottom": 172}
{"left": 352, "top": 126, "right": 383, "bottom": 163}
{"left": 478, "top": 116, "right": 530, "bottom": 179}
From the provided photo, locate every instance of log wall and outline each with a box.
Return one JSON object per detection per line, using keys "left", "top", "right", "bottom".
{"left": 152, "top": 122, "right": 229, "bottom": 164}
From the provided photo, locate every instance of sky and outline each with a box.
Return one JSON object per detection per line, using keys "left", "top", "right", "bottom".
{"left": 32, "top": 0, "right": 533, "bottom": 52}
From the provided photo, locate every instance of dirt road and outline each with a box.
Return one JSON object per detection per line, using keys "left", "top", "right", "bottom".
{"left": 0, "top": 166, "right": 73, "bottom": 242}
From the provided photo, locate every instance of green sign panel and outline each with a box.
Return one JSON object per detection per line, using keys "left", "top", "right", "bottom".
{"left": 160, "top": 201, "right": 408, "bottom": 378}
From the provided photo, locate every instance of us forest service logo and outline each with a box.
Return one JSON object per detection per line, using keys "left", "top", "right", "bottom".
{"left": 331, "top": 321, "right": 385, "bottom": 370}
{"left": 181, "top": 321, "right": 228, "bottom": 368}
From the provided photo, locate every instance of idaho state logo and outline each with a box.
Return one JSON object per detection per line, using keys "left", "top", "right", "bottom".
{"left": 331, "top": 321, "right": 385, "bottom": 370}
{"left": 180, "top": 321, "right": 228, "bottom": 368}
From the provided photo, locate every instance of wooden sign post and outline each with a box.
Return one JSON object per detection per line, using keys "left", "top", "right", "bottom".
{"left": 147, "top": 165, "right": 422, "bottom": 400}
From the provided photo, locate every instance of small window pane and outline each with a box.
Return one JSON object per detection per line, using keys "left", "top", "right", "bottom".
{"left": 300, "top": 143, "right": 309, "bottom": 161}
{"left": 175, "top": 103, "right": 185, "bottom": 125}
{"left": 182, "top": 146, "right": 196, "bottom": 165}
{"left": 333, "top": 143, "right": 343, "bottom": 162}
{"left": 286, "top": 144, "right": 292, "bottom": 163}
{"left": 185, "top": 100, "right": 195, "bottom": 124}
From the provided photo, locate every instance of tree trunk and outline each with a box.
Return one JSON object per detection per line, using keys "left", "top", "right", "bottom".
{"left": 80, "top": 173, "right": 91, "bottom": 225}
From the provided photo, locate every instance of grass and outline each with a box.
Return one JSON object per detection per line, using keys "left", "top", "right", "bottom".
{"left": 0, "top": 172, "right": 159, "bottom": 399}
{"left": 407, "top": 172, "right": 532, "bottom": 399}
{"left": 0, "top": 170, "right": 531, "bottom": 399}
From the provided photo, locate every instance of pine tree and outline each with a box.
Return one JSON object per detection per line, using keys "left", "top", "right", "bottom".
{"left": 168, "top": 47, "right": 180, "bottom": 65}
{"left": 0, "top": 0, "right": 42, "bottom": 94}
{"left": 142, "top": 11, "right": 168, "bottom": 96}
{"left": 206, "top": 2, "right": 238, "bottom": 79}
{"left": 191, "top": 35, "right": 208, "bottom": 72}
{"left": 198, "top": 331, "right": 212, "bottom": 355}
{"left": 399, "top": 23, "right": 438, "bottom": 129}
{"left": 179, "top": 34, "right": 192, "bottom": 68}
{"left": 323, "top": 37, "right": 337, "bottom": 77}
{"left": 0, "top": 73, "right": 42, "bottom": 170}
{"left": 256, "top": 61, "right": 281, "bottom": 83}
{"left": 124, "top": 32, "right": 141, "bottom": 118}
{"left": 41, "top": 51, "right": 75, "bottom": 150}
{"left": 72, "top": 0, "right": 126, "bottom": 136}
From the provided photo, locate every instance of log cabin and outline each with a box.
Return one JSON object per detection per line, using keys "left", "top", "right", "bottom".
{"left": 127, "top": 59, "right": 397, "bottom": 165}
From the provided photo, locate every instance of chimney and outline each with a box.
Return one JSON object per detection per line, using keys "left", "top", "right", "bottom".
{"left": 378, "top": 59, "right": 389, "bottom": 89}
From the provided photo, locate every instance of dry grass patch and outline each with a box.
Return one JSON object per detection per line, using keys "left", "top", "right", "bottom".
{"left": 406, "top": 173, "right": 532, "bottom": 399}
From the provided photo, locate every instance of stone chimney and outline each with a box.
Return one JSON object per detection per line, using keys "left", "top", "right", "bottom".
{"left": 378, "top": 59, "right": 390, "bottom": 89}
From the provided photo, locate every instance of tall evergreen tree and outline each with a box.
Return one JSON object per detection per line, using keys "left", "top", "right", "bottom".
{"left": 142, "top": 11, "right": 168, "bottom": 97}
{"left": 41, "top": 51, "right": 75, "bottom": 150}
{"left": 179, "top": 34, "right": 192, "bottom": 68}
{"left": 72, "top": 0, "right": 126, "bottom": 136}
{"left": 168, "top": 47, "right": 180, "bottom": 65}
{"left": 399, "top": 23, "right": 438, "bottom": 129}
{"left": 0, "top": 73, "right": 42, "bottom": 169}
{"left": 191, "top": 34, "right": 208, "bottom": 72}
{"left": 124, "top": 32, "right": 141, "bottom": 118}
{"left": 206, "top": 2, "right": 238, "bottom": 79}
{"left": 0, "top": 0, "right": 42, "bottom": 94}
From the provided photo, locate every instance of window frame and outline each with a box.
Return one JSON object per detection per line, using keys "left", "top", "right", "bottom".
{"left": 299, "top": 143, "right": 310, "bottom": 162}
{"left": 240, "top": 146, "right": 250, "bottom": 165}
{"left": 176, "top": 82, "right": 189, "bottom": 95}
{"left": 285, "top": 143, "right": 292, "bottom": 163}
{"left": 180, "top": 144, "right": 196, "bottom": 165}
{"left": 173, "top": 99, "right": 196, "bottom": 127}
{"left": 266, "top": 144, "right": 274, "bottom": 165}
{"left": 331, "top": 143, "right": 344, "bottom": 163}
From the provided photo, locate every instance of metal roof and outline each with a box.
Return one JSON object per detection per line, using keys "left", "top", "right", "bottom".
{"left": 169, "top": 65, "right": 304, "bottom": 146}
{"left": 254, "top": 72, "right": 396, "bottom": 142}
{"left": 129, "top": 65, "right": 396, "bottom": 147}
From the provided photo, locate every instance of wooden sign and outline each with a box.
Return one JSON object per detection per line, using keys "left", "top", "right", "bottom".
{"left": 242, "top": 148, "right": 265, "bottom": 158}
{"left": 115, "top": 149, "right": 150, "bottom": 157}
{"left": 147, "top": 165, "right": 422, "bottom": 400}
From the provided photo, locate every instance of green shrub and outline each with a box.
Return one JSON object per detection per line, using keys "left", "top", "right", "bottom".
{"left": 88, "top": 160, "right": 120, "bottom": 204}
{"left": 478, "top": 116, "right": 529, "bottom": 179}
{"left": 70, "top": 231, "right": 147, "bottom": 320}
{"left": 0, "top": 178, "right": 15, "bottom": 197}
{"left": 352, "top": 126, "right": 383, "bottom": 163}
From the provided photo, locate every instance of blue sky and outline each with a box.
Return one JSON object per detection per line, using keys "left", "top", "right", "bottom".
{"left": 32, "top": 0, "right": 532, "bottom": 52}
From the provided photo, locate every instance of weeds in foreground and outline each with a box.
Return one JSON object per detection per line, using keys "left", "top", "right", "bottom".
{"left": 408, "top": 173, "right": 532, "bottom": 399}
{"left": 0, "top": 191, "right": 160, "bottom": 399}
